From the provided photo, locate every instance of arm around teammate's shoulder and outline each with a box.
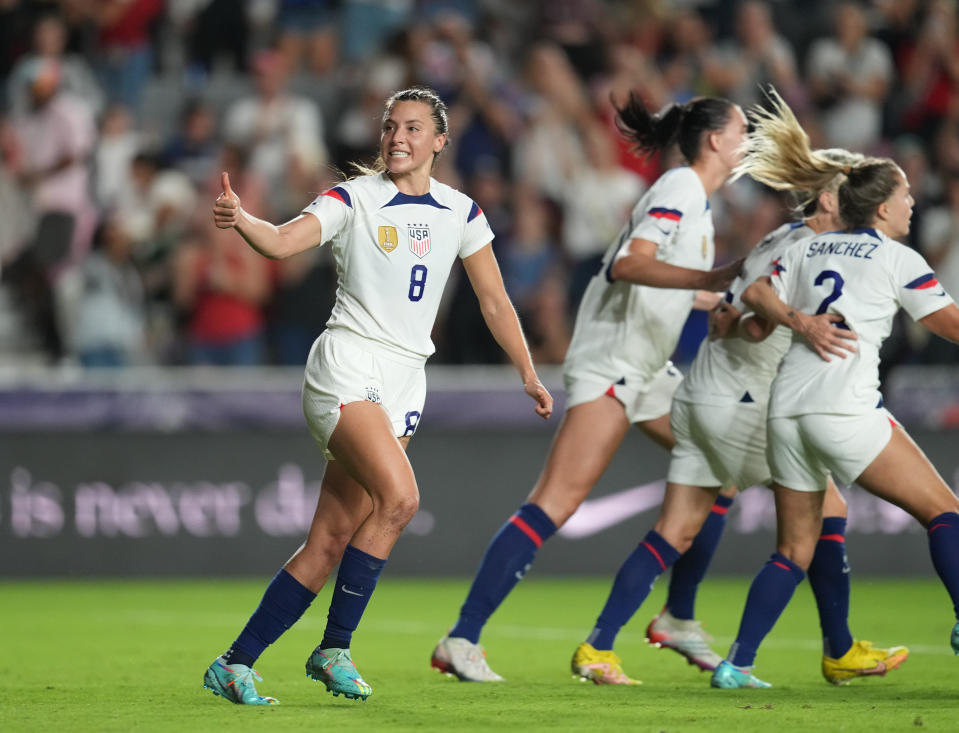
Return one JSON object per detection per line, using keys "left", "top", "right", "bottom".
{"left": 462, "top": 243, "right": 553, "bottom": 419}
{"left": 214, "top": 171, "right": 324, "bottom": 260}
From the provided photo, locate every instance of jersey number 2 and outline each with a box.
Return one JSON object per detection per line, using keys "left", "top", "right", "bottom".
{"left": 408, "top": 265, "right": 428, "bottom": 302}
{"left": 814, "top": 270, "right": 844, "bottom": 314}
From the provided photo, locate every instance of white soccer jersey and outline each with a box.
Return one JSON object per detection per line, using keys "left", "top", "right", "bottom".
{"left": 768, "top": 227, "right": 954, "bottom": 417}
{"left": 302, "top": 172, "right": 493, "bottom": 364}
{"left": 676, "top": 221, "right": 810, "bottom": 407}
{"left": 563, "top": 166, "right": 715, "bottom": 389}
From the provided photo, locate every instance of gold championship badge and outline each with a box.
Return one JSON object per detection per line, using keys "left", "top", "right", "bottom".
{"left": 378, "top": 225, "right": 398, "bottom": 253}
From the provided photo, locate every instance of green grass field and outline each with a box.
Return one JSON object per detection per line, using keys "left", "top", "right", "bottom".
{"left": 3, "top": 576, "right": 957, "bottom": 732}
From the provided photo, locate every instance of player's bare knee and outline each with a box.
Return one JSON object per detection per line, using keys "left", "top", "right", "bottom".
{"left": 530, "top": 483, "right": 587, "bottom": 526}
{"left": 918, "top": 493, "right": 959, "bottom": 526}
{"left": 303, "top": 531, "right": 351, "bottom": 566}
{"left": 374, "top": 492, "right": 420, "bottom": 531}
{"left": 775, "top": 541, "right": 815, "bottom": 571}
{"left": 657, "top": 525, "right": 695, "bottom": 554}
{"left": 547, "top": 498, "right": 582, "bottom": 527}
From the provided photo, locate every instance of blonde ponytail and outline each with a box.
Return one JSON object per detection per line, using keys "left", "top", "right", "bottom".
{"left": 734, "top": 87, "right": 852, "bottom": 211}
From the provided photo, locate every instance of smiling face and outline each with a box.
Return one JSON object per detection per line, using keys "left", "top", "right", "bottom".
{"left": 380, "top": 100, "right": 447, "bottom": 184}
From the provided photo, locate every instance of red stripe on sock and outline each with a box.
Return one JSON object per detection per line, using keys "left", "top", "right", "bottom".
{"left": 510, "top": 516, "right": 543, "bottom": 547}
{"left": 819, "top": 533, "right": 845, "bottom": 542}
{"left": 929, "top": 523, "right": 950, "bottom": 535}
{"left": 773, "top": 561, "right": 792, "bottom": 571}
{"left": 711, "top": 505, "right": 729, "bottom": 515}
{"left": 642, "top": 541, "right": 667, "bottom": 571}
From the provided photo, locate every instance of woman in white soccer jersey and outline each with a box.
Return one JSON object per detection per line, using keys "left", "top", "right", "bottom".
{"left": 431, "top": 93, "right": 746, "bottom": 682}
{"left": 708, "top": 95, "right": 959, "bottom": 689}
{"left": 571, "top": 112, "right": 905, "bottom": 687}
{"left": 200, "top": 87, "right": 553, "bottom": 706}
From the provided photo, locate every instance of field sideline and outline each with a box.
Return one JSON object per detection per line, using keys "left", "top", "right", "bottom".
{"left": 3, "top": 577, "right": 958, "bottom": 732}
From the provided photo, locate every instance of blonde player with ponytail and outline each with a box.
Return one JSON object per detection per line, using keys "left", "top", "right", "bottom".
{"left": 711, "top": 89, "right": 959, "bottom": 689}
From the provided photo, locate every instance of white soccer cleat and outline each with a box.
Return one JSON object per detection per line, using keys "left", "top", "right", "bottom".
{"left": 430, "top": 635, "right": 505, "bottom": 682}
{"left": 646, "top": 608, "right": 724, "bottom": 671}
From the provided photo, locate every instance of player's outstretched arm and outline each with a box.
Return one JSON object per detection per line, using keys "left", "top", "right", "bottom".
{"left": 462, "top": 244, "right": 553, "bottom": 420}
{"left": 919, "top": 302, "right": 959, "bottom": 345}
{"left": 609, "top": 238, "right": 743, "bottom": 292}
{"left": 214, "top": 171, "right": 324, "bottom": 260}
{"left": 741, "top": 276, "right": 858, "bottom": 361}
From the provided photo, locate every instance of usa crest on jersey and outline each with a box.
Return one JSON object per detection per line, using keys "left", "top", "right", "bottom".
{"left": 409, "top": 224, "right": 431, "bottom": 258}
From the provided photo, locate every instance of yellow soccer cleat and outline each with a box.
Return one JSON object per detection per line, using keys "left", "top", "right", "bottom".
{"left": 822, "top": 639, "right": 909, "bottom": 686}
{"left": 570, "top": 642, "right": 642, "bottom": 686}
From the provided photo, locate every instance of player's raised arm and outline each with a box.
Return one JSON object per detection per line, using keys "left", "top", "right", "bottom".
{"left": 461, "top": 243, "right": 553, "bottom": 420}
{"left": 214, "top": 171, "right": 324, "bottom": 260}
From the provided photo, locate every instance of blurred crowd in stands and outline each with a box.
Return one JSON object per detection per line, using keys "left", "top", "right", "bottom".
{"left": 1, "top": 0, "right": 959, "bottom": 370}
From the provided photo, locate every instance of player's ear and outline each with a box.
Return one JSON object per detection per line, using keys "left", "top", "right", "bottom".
{"left": 706, "top": 129, "right": 722, "bottom": 154}
{"left": 875, "top": 199, "right": 890, "bottom": 223}
{"left": 818, "top": 190, "right": 836, "bottom": 214}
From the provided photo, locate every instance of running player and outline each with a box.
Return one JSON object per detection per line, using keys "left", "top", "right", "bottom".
{"left": 431, "top": 93, "right": 745, "bottom": 682}
{"left": 201, "top": 87, "right": 553, "bottom": 705}
{"left": 572, "top": 122, "right": 905, "bottom": 686}
{"left": 710, "top": 91, "right": 959, "bottom": 689}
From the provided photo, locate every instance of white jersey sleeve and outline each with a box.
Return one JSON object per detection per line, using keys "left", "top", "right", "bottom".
{"left": 896, "top": 247, "right": 955, "bottom": 321}
{"left": 619, "top": 167, "right": 708, "bottom": 259}
{"left": 460, "top": 200, "right": 494, "bottom": 259}
{"left": 303, "top": 183, "right": 355, "bottom": 242}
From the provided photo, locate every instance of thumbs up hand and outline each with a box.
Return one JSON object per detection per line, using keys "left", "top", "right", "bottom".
{"left": 214, "top": 171, "right": 241, "bottom": 229}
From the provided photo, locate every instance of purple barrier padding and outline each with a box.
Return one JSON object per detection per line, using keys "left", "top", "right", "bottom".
{"left": 0, "top": 386, "right": 567, "bottom": 431}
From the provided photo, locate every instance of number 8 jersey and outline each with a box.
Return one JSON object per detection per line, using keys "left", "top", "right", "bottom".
{"left": 768, "top": 227, "right": 954, "bottom": 417}
{"left": 303, "top": 173, "right": 493, "bottom": 365}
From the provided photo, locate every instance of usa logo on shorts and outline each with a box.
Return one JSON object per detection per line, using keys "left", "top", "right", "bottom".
{"left": 408, "top": 224, "right": 431, "bottom": 258}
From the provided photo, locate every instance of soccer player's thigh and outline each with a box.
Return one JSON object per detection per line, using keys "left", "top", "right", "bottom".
{"left": 656, "top": 400, "right": 722, "bottom": 546}
{"left": 854, "top": 420, "right": 959, "bottom": 524}
{"left": 666, "top": 399, "right": 724, "bottom": 490}
{"left": 634, "top": 362, "right": 684, "bottom": 450}
{"left": 529, "top": 382, "right": 631, "bottom": 515}
{"left": 767, "top": 416, "right": 830, "bottom": 494}
{"left": 303, "top": 333, "right": 416, "bottom": 505}
{"left": 332, "top": 352, "right": 425, "bottom": 495}
{"left": 688, "top": 400, "right": 769, "bottom": 490}
{"left": 303, "top": 332, "right": 375, "bottom": 460}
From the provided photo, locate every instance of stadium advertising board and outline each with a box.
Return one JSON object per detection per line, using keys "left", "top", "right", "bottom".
{"left": 2, "top": 425, "right": 955, "bottom": 578}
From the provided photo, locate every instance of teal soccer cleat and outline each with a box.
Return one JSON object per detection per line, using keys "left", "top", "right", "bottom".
{"left": 710, "top": 660, "right": 772, "bottom": 689}
{"left": 203, "top": 656, "right": 279, "bottom": 705}
{"left": 306, "top": 646, "right": 373, "bottom": 700}
{"left": 951, "top": 621, "right": 959, "bottom": 655}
